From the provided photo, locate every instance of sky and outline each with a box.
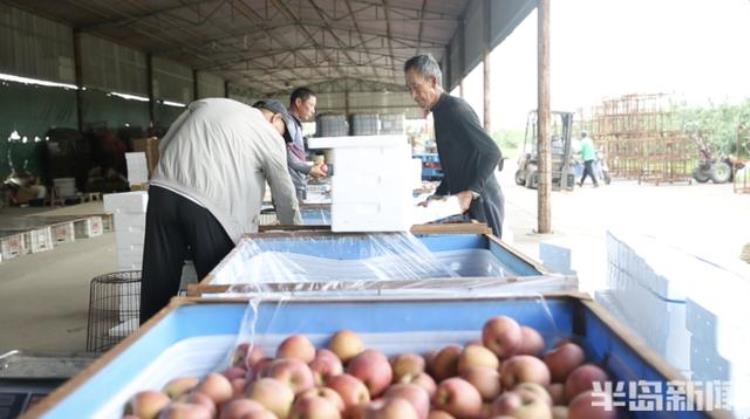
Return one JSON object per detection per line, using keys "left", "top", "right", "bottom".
{"left": 462, "top": 0, "right": 750, "bottom": 130}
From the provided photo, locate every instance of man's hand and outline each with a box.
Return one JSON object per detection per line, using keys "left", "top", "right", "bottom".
{"left": 309, "top": 164, "right": 328, "bottom": 179}
{"left": 418, "top": 194, "right": 445, "bottom": 207}
{"left": 455, "top": 190, "right": 475, "bottom": 211}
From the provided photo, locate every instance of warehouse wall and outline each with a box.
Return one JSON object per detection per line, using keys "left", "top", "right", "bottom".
{"left": 315, "top": 91, "right": 422, "bottom": 119}
{"left": 196, "top": 71, "right": 225, "bottom": 99}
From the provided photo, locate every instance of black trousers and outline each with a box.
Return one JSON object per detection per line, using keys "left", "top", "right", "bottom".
{"left": 140, "top": 186, "right": 234, "bottom": 324}
{"left": 468, "top": 175, "right": 505, "bottom": 238}
{"left": 580, "top": 159, "right": 599, "bottom": 186}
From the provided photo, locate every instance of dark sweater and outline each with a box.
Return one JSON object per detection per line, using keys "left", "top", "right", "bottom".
{"left": 431, "top": 93, "right": 502, "bottom": 196}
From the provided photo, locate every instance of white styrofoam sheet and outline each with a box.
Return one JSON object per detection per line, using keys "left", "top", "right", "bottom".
{"left": 104, "top": 191, "right": 149, "bottom": 214}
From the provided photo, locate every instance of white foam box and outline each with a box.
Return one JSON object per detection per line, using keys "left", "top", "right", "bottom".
{"left": 331, "top": 173, "right": 411, "bottom": 204}
{"left": 50, "top": 221, "right": 76, "bottom": 245}
{"left": 0, "top": 232, "right": 27, "bottom": 260}
{"left": 126, "top": 152, "right": 149, "bottom": 185}
{"left": 75, "top": 216, "right": 104, "bottom": 238}
{"left": 25, "top": 227, "right": 53, "bottom": 253}
{"left": 114, "top": 213, "right": 146, "bottom": 234}
{"left": 331, "top": 203, "right": 412, "bottom": 232}
{"left": 104, "top": 191, "right": 149, "bottom": 214}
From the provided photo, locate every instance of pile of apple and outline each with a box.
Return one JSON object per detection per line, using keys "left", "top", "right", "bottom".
{"left": 124, "top": 315, "right": 617, "bottom": 419}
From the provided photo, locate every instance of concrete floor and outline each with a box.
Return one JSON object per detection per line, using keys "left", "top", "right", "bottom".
{"left": 0, "top": 168, "right": 747, "bottom": 355}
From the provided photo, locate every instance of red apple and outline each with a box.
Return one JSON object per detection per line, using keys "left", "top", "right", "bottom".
{"left": 482, "top": 316, "right": 522, "bottom": 358}
{"left": 126, "top": 390, "right": 171, "bottom": 419}
{"left": 364, "top": 397, "right": 419, "bottom": 419}
{"left": 309, "top": 348, "right": 344, "bottom": 385}
{"left": 278, "top": 335, "right": 316, "bottom": 363}
{"left": 299, "top": 387, "right": 346, "bottom": 412}
{"left": 162, "top": 377, "right": 199, "bottom": 399}
{"left": 552, "top": 405, "right": 569, "bottom": 419}
{"left": 543, "top": 343, "right": 586, "bottom": 383}
{"left": 289, "top": 395, "right": 342, "bottom": 419}
{"left": 500, "top": 355, "right": 551, "bottom": 389}
{"left": 564, "top": 364, "right": 609, "bottom": 402}
{"left": 568, "top": 390, "right": 616, "bottom": 419}
{"left": 457, "top": 344, "right": 500, "bottom": 374}
{"left": 517, "top": 327, "right": 545, "bottom": 356}
{"left": 195, "top": 372, "right": 233, "bottom": 406}
{"left": 491, "top": 386, "right": 552, "bottom": 419}
{"left": 232, "top": 343, "right": 266, "bottom": 370}
{"left": 242, "top": 410, "right": 277, "bottom": 419}
{"left": 431, "top": 345, "right": 461, "bottom": 382}
{"left": 230, "top": 378, "right": 247, "bottom": 399}
{"left": 514, "top": 382, "right": 552, "bottom": 406}
{"left": 221, "top": 367, "right": 247, "bottom": 381}
{"left": 400, "top": 372, "right": 437, "bottom": 397}
{"left": 427, "top": 410, "right": 455, "bottom": 419}
{"left": 432, "top": 377, "right": 483, "bottom": 419}
{"left": 547, "top": 383, "right": 566, "bottom": 405}
{"left": 157, "top": 402, "right": 213, "bottom": 419}
{"left": 263, "top": 358, "right": 315, "bottom": 394}
{"left": 460, "top": 366, "right": 501, "bottom": 401}
{"left": 384, "top": 384, "right": 430, "bottom": 419}
{"left": 391, "top": 353, "right": 426, "bottom": 382}
{"left": 219, "top": 399, "right": 266, "bottom": 419}
{"left": 248, "top": 357, "right": 274, "bottom": 381}
{"left": 329, "top": 330, "right": 365, "bottom": 363}
{"left": 346, "top": 349, "right": 393, "bottom": 397}
{"left": 325, "top": 373, "right": 371, "bottom": 408}
{"left": 176, "top": 392, "right": 217, "bottom": 417}
{"left": 246, "top": 377, "right": 295, "bottom": 419}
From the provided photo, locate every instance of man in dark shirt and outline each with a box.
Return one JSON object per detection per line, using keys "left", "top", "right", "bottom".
{"left": 404, "top": 54, "right": 505, "bottom": 237}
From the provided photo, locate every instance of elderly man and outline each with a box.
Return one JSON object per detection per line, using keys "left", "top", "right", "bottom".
{"left": 141, "top": 98, "right": 301, "bottom": 323}
{"left": 404, "top": 54, "right": 505, "bottom": 238}
{"left": 286, "top": 87, "right": 327, "bottom": 201}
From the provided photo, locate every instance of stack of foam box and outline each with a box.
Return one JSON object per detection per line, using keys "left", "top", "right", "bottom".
{"left": 308, "top": 135, "right": 412, "bottom": 232}
{"left": 104, "top": 191, "right": 148, "bottom": 326}
{"left": 125, "top": 152, "right": 149, "bottom": 186}
{"left": 315, "top": 114, "right": 348, "bottom": 137}
{"left": 599, "top": 230, "right": 750, "bottom": 417}
{"left": 379, "top": 114, "right": 406, "bottom": 135}
{"left": 350, "top": 114, "right": 380, "bottom": 136}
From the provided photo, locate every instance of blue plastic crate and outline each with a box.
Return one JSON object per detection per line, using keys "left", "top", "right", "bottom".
{"left": 31, "top": 295, "right": 715, "bottom": 419}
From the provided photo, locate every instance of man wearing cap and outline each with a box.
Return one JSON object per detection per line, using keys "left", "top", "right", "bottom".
{"left": 140, "top": 98, "right": 301, "bottom": 323}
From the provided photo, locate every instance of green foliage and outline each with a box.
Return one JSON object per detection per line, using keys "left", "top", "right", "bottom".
{"left": 492, "top": 129, "right": 525, "bottom": 156}
{"left": 673, "top": 99, "right": 750, "bottom": 156}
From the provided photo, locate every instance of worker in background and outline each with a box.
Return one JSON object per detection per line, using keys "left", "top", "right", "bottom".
{"left": 286, "top": 87, "right": 327, "bottom": 202}
{"left": 141, "top": 98, "right": 301, "bottom": 323}
{"left": 404, "top": 54, "right": 505, "bottom": 238}
{"left": 578, "top": 130, "right": 599, "bottom": 187}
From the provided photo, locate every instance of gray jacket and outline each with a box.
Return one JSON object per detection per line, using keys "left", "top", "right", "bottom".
{"left": 151, "top": 98, "right": 301, "bottom": 243}
{"left": 285, "top": 113, "right": 311, "bottom": 200}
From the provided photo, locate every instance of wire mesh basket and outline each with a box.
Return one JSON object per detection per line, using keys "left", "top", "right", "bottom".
{"left": 86, "top": 271, "right": 141, "bottom": 353}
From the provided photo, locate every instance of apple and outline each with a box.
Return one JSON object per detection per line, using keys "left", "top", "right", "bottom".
{"left": 249, "top": 357, "right": 274, "bottom": 380}
{"left": 547, "top": 383, "right": 566, "bottom": 405}
{"left": 289, "top": 395, "right": 342, "bottom": 419}
{"left": 543, "top": 343, "right": 586, "bottom": 383}
{"left": 309, "top": 348, "right": 344, "bottom": 385}
{"left": 432, "top": 377, "right": 482, "bottom": 419}
{"left": 346, "top": 349, "right": 393, "bottom": 397}
{"left": 460, "top": 366, "right": 501, "bottom": 401}
{"left": 221, "top": 367, "right": 247, "bottom": 381}
{"left": 457, "top": 344, "right": 499, "bottom": 374}
{"left": 263, "top": 358, "right": 315, "bottom": 394}
{"left": 246, "top": 377, "right": 295, "bottom": 419}
{"left": 517, "top": 326, "right": 545, "bottom": 356}
{"left": 176, "top": 392, "right": 216, "bottom": 417}
{"left": 482, "top": 316, "right": 522, "bottom": 358}
{"left": 431, "top": 345, "right": 461, "bottom": 382}
{"left": 490, "top": 389, "right": 551, "bottom": 419}
{"left": 564, "top": 364, "right": 609, "bottom": 402}
{"left": 195, "top": 372, "right": 233, "bottom": 406}
{"left": 126, "top": 390, "right": 171, "bottom": 419}
{"left": 500, "top": 355, "right": 551, "bottom": 389}
{"left": 400, "top": 372, "right": 437, "bottom": 397}
{"left": 219, "top": 399, "right": 266, "bottom": 419}
{"left": 391, "top": 353, "right": 426, "bottom": 382}
{"left": 364, "top": 397, "right": 419, "bottom": 419}
{"left": 157, "top": 402, "right": 213, "bottom": 419}
{"left": 162, "top": 377, "right": 199, "bottom": 399}
{"left": 232, "top": 343, "right": 266, "bottom": 370}
{"left": 567, "top": 390, "right": 616, "bottom": 419}
{"left": 230, "top": 378, "right": 247, "bottom": 399}
{"left": 427, "top": 410, "right": 455, "bottom": 419}
{"left": 325, "top": 373, "right": 371, "bottom": 408}
{"left": 278, "top": 335, "right": 316, "bottom": 363}
{"left": 384, "top": 384, "right": 430, "bottom": 419}
{"left": 513, "top": 382, "right": 552, "bottom": 406}
{"left": 552, "top": 405, "right": 569, "bottom": 419}
{"left": 242, "top": 410, "right": 277, "bottom": 419}
{"left": 329, "top": 330, "right": 365, "bottom": 363}
{"left": 298, "top": 387, "right": 346, "bottom": 412}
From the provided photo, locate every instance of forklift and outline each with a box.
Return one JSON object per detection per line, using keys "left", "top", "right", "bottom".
{"left": 514, "top": 110, "right": 576, "bottom": 191}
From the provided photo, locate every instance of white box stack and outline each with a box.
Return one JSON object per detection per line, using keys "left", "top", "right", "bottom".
{"left": 104, "top": 192, "right": 148, "bottom": 271}
{"left": 309, "top": 135, "right": 413, "bottom": 232}
{"left": 125, "top": 152, "right": 149, "bottom": 186}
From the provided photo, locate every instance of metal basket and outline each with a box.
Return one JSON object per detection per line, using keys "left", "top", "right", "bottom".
{"left": 86, "top": 271, "right": 141, "bottom": 353}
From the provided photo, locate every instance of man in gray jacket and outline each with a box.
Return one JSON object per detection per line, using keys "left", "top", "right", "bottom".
{"left": 286, "top": 87, "right": 327, "bottom": 201}
{"left": 141, "top": 98, "right": 301, "bottom": 323}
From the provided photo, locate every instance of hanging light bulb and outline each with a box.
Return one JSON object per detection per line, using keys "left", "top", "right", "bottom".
{"left": 9, "top": 130, "right": 21, "bottom": 141}
{"left": 34, "top": 136, "right": 41, "bottom": 143}
{"left": 22, "top": 136, "right": 28, "bottom": 144}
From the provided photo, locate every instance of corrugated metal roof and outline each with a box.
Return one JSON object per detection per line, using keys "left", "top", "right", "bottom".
{"left": 5, "top": 0, "right": 473, "bottom": 93}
